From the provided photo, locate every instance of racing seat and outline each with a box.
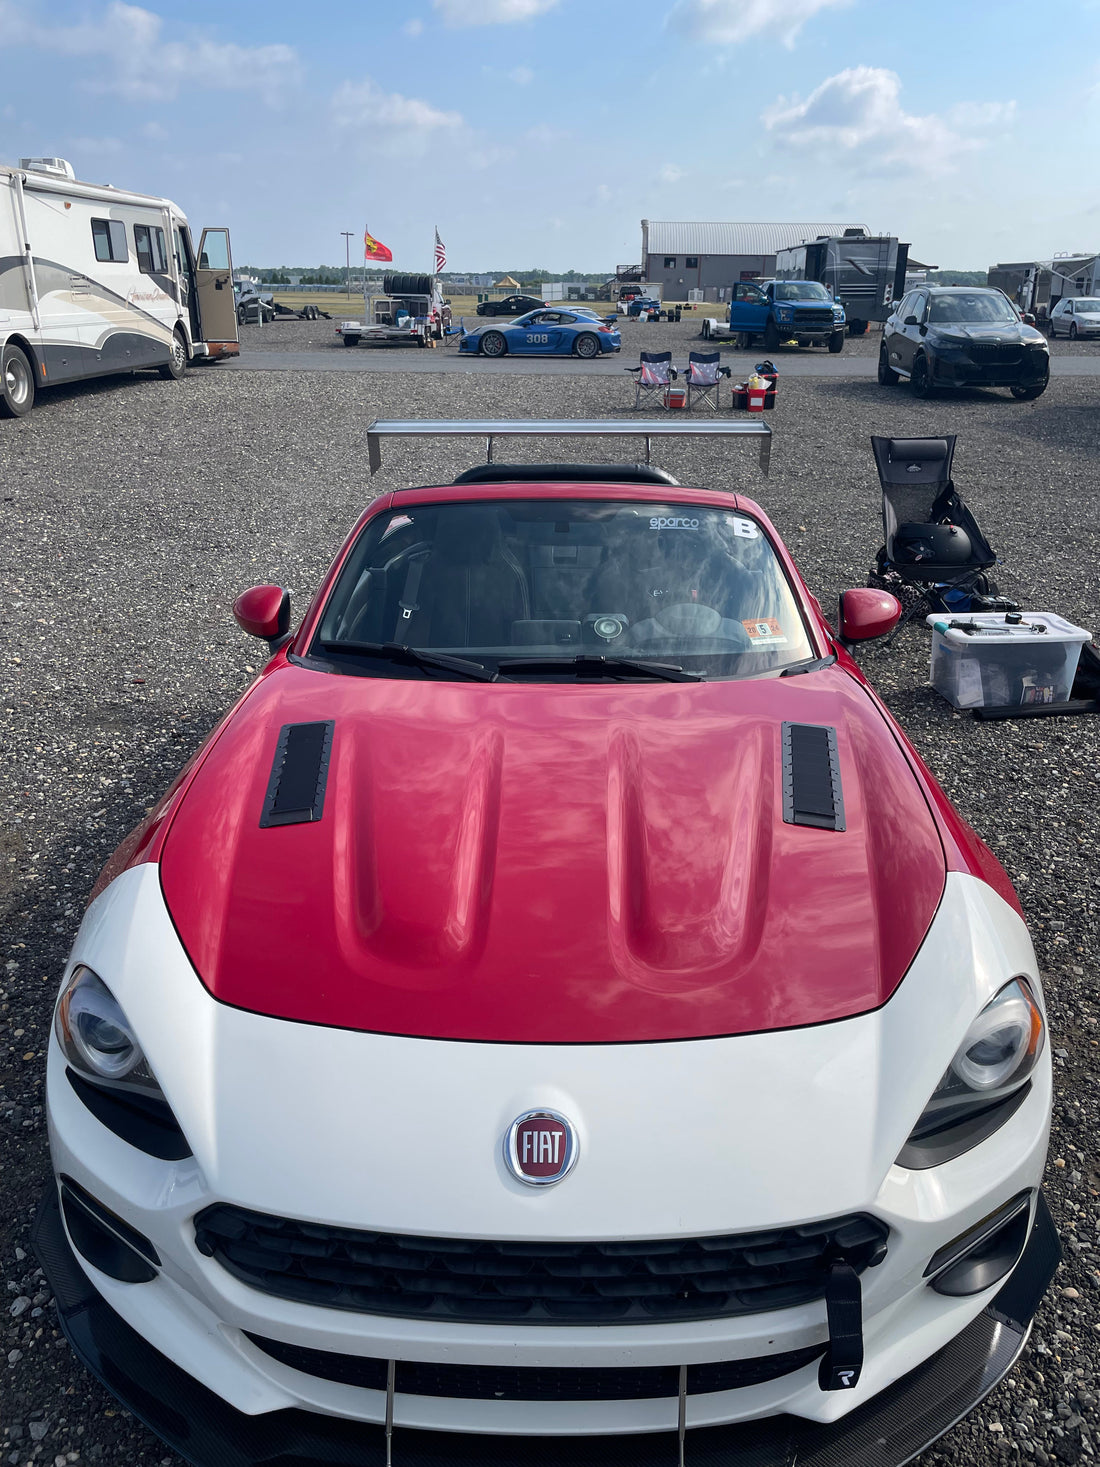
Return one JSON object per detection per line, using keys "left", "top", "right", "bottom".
{"left": 626, "top": 351, "right": 676, "bottom": 409}
{"left": 397, "top": 508, "right": 530, "bottom": 648}
{"left": 684, "top": 351, "right": 728, "bottom": 411}
{"left": 870, "top": 435, "right": 1003, "bottom": 639}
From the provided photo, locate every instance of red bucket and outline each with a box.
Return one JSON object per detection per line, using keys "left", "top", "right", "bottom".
{"left": 747, "top": 386, "right": 767, "bottom": 412}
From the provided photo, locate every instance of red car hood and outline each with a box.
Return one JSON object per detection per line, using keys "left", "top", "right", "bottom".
{"left": 159, "top": 663, "right": 945, "bottom": 1042}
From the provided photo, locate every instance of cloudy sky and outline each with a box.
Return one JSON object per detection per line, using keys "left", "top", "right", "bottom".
{"left": 1, "top": 0, "right": 1097, "bottom": 272}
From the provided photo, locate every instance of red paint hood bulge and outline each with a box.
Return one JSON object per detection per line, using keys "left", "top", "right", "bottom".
{"left": 159, "top": 664, "right": 946, "bottom": 1042}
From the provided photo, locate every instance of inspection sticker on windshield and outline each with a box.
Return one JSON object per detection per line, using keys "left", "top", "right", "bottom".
{"left": 742, "top": 618, "right": 788, "bottom": 646}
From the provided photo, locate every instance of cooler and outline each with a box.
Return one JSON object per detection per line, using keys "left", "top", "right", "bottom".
{"left": 926, "top": 612, "right": 1092, "bottom": 710}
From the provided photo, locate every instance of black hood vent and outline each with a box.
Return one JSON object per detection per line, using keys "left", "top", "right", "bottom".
{"left": 782, "top": 722, "right": 845, "bottom": 831}
{"left": 260, "top": 720, "right": 334, "bottom": 828}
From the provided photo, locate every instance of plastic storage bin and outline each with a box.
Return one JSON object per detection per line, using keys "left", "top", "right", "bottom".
{"left": 926, "top": 612, "right": 1092, "bottom": 709}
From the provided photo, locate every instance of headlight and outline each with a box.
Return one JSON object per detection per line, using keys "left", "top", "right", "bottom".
{"left": 55, "top": 965, "right": 160, "bottom": 1092}
{"left": 899, "top": 978, "right": 1044, "bottom": 1168}
{"left": 776, "top": 307, "right": 792, "bottom": 321}
{"left": 833, "top": 307, "right": 844, "bottom": 320}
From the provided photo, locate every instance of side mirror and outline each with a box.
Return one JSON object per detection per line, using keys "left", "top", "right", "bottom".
{"left": 1021, "top": 312, "right": 1036, "bottom": 325}
{"left": 234, "top": 584, "right": 291, "bottom": 648}
{"left": 837, "top": 588, "right": 901, "bottom": 643}
{"left": 904, "top": 315, "right": 919, "bottom": 326}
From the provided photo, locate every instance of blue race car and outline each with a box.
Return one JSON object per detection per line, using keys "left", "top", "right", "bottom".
{"left": 459, "top": 309, "right": 621, "bottom": 359}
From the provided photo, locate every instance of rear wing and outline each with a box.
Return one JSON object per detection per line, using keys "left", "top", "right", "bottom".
{"left": 364, "top": 419, "right": 772, "bottom": 477}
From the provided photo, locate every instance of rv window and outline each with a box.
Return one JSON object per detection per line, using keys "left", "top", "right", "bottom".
{"left": 134, "top": 225, "right": 169, "bottom": 274}
{"left": 91, "top": 218, "right": 128, "bottom": 263}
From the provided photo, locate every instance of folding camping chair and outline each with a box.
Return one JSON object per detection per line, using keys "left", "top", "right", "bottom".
{"left": 684, "top": 351, "right": 728, "bottom": 410}
{"left": 626, "top": 351, "right": 676, "bottom": 409}
{"left": 870, "top": 435, "right": 1004, "bottom": 641}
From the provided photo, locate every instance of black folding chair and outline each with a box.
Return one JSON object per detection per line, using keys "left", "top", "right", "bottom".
{"left": 684, "top": 351, "right": 729, "bottom": 410}
{"left": 870, "top": 435, "right": 1002, "bottom": 640}
{"left": 626, "top": 351, "right": 676, "bottom": 409}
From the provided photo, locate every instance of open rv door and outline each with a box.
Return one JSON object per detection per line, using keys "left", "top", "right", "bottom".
{"left": 194, "top": 227, "right": 239, "bottom": 358}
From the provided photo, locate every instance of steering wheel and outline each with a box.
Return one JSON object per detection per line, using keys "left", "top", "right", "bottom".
{"left": 651, "top": 602, "right": 723, "bottom": 638}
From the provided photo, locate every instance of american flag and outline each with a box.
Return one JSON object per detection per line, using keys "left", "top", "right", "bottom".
{"left": 434, "top": 228, "right": 446, "bottom": 273}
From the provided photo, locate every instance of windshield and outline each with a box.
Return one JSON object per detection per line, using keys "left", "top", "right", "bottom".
{"left": 315, "top": 499, "right": 814, "bottom": 679}
{"left": 928, "top": 292, "right": 1017, "bottom": 324}
{"left": 774, "top": 282, "right": 831, "bottom": 302}
{"left": 1073, "top": 298, "right": 1100, "bottom": 312}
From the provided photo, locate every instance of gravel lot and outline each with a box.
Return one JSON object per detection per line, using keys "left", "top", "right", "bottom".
{"left": 1, "top": 363, "right": 1097, "bottom": 1466}
{"left": 240, "top": 313, "right": 1100, "bottom": 361}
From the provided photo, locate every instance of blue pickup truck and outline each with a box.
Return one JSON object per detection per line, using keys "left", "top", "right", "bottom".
{"left": 709, "top": 279, "right": 846, "bottom": 352}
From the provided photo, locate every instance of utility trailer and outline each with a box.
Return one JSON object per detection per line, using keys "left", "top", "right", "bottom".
{"left": 335, "top": 272, "right": 450, "bottom": 348}
{"left": 774, "top": 231, "right": 909, "bottom": 336}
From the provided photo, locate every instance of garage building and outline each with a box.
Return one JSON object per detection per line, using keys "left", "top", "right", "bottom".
{"left": 641, "top": 220, "right": 868, "bottom": 301}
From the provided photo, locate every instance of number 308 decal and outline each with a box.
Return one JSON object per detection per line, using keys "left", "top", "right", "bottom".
{"left": 526, "top": 333, "right": 549, "bottom": 344}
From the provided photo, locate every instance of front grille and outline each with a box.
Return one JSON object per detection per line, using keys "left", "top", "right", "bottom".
{"left": 195, "top": 1206, "right": 888, "bottom": 1325}
{"left": 789, "top": 310, "right": 834, "bottom": 329}
{"left": 963, "top": 345, "right": 1021, "bottom": 363}
{"left": 245, "top": 1334, "right": 824, "bottom": 1400}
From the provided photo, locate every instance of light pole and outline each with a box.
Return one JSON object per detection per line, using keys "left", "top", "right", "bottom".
{"left": 341, "top": 231, "right": 354, "bottom": 301}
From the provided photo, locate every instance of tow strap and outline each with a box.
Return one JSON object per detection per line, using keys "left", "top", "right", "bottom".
{"left": 818, "top": 1261, "right": 864, "bottom": 1391}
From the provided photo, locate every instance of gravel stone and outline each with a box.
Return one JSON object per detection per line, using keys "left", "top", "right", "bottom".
{"left": 1, "top": 362, "right": 1097, "bottom": 1466}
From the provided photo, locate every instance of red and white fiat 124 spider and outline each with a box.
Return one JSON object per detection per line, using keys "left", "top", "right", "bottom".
{"left": 36, "top": 422, "right": 1057, "bottom": 1467}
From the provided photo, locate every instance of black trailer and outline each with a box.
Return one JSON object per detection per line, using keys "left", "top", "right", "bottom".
{"left": 774, "top": 231, "right": 910, "bottom": 335}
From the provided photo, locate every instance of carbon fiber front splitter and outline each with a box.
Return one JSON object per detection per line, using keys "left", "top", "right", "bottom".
{"left": 34, "top": 1187, "right": 1060, "bottom": 1467}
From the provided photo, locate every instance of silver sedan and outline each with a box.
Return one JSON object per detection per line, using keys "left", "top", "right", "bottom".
{"left": 1048, "top": 297, "right": 1100, "bottom": 339}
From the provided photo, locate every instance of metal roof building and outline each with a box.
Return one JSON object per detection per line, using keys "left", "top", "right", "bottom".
{"left": 641, "top": 219, "right": 869, "bottom": 301}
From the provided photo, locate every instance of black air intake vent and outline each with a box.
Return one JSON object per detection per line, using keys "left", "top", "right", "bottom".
{"left": 782, "top": 723, "right": 845, "bottom": 832}
{"left": 243, "top": 1334, "right": 825, "bottom": 1400}
{"left": 194, "top": 1205, "right": 888, "bottom": 1325}
{"left": 260, "top": 720, "right": 334, "bottom": 828}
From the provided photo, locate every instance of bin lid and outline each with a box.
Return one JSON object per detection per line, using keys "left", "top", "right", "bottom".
{"left": 926, "top": 612, "right": 1092, "bottom": 647}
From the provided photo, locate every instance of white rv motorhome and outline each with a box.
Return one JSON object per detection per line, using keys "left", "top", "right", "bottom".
{"left": 0, "top": 157, "right": 239, "bottom": 417}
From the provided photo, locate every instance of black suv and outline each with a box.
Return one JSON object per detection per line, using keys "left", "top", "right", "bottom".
{"left": 476, "top": 293, "right": 547, "bottom": 317}
{"left": 879, "top": 287, "right": 1049, "bottom": 399}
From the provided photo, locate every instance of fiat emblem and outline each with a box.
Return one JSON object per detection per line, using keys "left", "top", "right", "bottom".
{"left": 504, "top": 1110, "right": 579, "bottom": 1187}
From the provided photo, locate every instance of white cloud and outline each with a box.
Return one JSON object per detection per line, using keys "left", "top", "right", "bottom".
{"left": 0, "top": 1, "right": 300, "bottom": 105}
{"left": 432, "top": 0, "right": 559, "bottom": 24}
{"left": 331, "top": 78, "right": 462, "bottom": 154}
{"left": 403, "top": 17, "right": 425, "bottom": 35}
{"left": 947, "top": 99, "right": 1016, "bottom": 129}
{"left": 67, "top": 136, "right": 125, "bottom": 156}
{"left": 658, "top": 163, "right": 684, "bottom": 183}
{"left": 508, "top": 66, "right": 534, "bottom": 84}
{"left": 668, "top": 0, "right": 851, "bottom": 47}
{"left": 763, "top": 67, "right": 978, "bottom": 176}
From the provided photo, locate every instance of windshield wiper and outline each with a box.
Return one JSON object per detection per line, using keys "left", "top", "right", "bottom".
{"left": 497, "top": 654, "right": 703, "bottom": 682}
{"left": 780, "top": 654, "right": 838, "bottom": 677}
{"left": 318, "top": 640, "right": 497, "bottom": 681}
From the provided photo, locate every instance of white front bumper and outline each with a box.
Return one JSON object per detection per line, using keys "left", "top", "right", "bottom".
{"left": 46, "top": 865, "right": 1051, "bottom": 1435}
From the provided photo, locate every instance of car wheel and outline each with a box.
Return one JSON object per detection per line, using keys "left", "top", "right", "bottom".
{"left": 1011, "top": 380, "right": 1048, "bottom": 400}
{"left": 574, "top": 333, "right": 599, "bottom": 359}
{"left": 0, "top": 341, "right": 35, "bottom": 417}
{"left": 763, "top": 319, "right": 781, "bottom": 352}
{"left": 159, "top": 326, "right": 189, "bottom": 381}
{"left": 1070, "top": 323, "right": 1078, "bottom": 340}
{"left": 877, "top": 343, "right": 899, "bottom": 385}
{"left": 342, "top": 335, "right": 359, "bottom": 347}
{"left": 910, "top": 353, "right": 935, "bottom": 398}
{"left": 479, "top": 331, "right": 506, "bottom": 358}
{"left": 737, "top": 332, "right": 752, "bottom": 350}
{"left": 828, "top": 331, "right": 845, "bottom": 354}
